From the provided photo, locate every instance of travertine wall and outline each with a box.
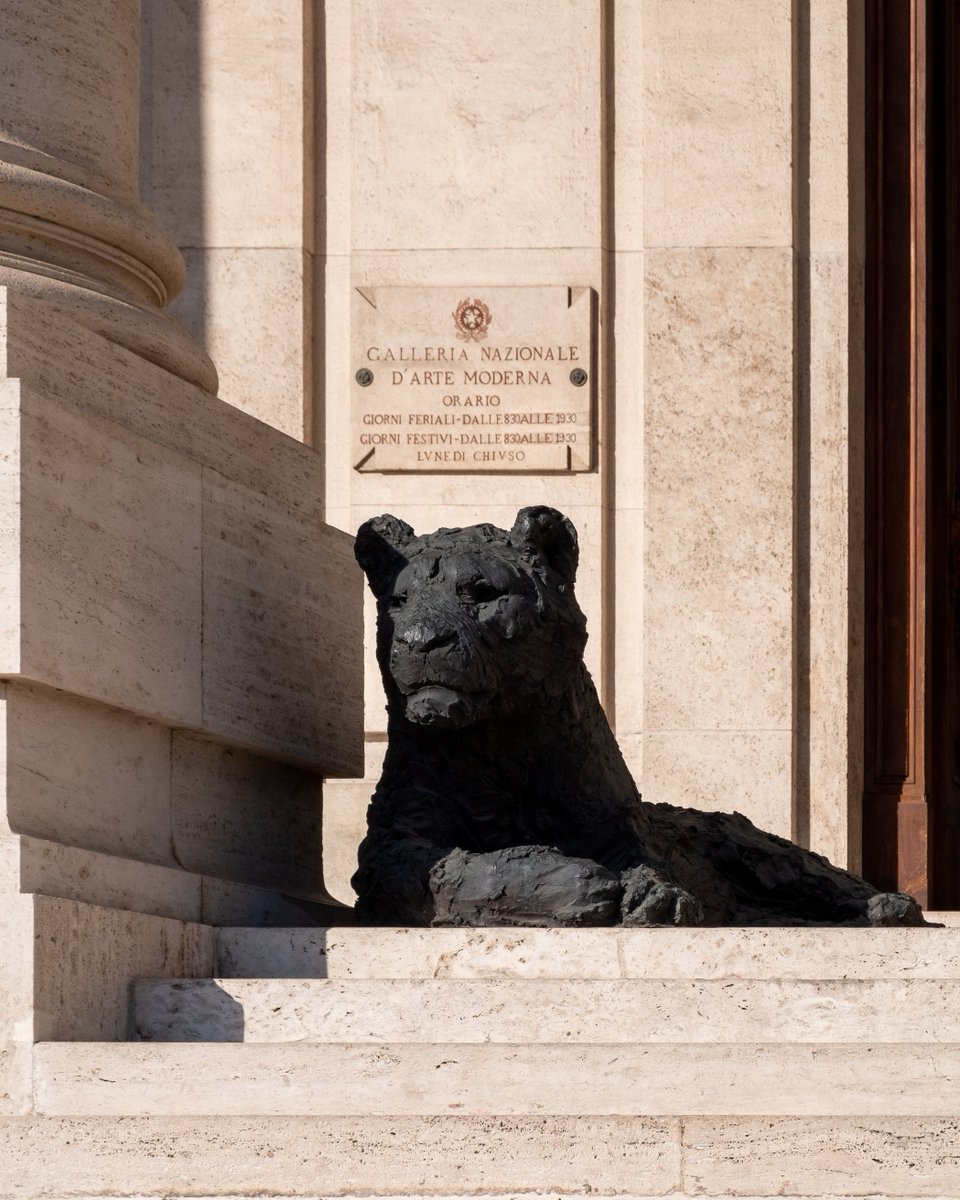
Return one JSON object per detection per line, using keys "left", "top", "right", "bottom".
{"left": 639, "top": 0, "right": 794, "bottom": 844}
{"left": 140, "top": 1, "right": 315, "bottom": 438}
{"left": 141, "top": 0, "right": 861, "bottom": 897}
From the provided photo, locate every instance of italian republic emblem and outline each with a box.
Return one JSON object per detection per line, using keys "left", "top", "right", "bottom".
{"left": 452, "top": 297, "right": 492, "bottom": 342}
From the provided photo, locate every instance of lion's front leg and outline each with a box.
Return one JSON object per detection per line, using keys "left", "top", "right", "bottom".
{"left": 352, "top": 830, "right": 453, "bottom": 926}
{"left": 619, "top": 863, "right": 704, "bottom": 926}
{"left": 429, "top": 845, "right": 622, "bottom": 927}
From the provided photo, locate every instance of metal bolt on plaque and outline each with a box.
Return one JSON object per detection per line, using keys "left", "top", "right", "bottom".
{"left": 569, "top": 368, "right": 588, "bottom": 387}
{"left": 355, "top": 368, "right": 374, "bottom": 387}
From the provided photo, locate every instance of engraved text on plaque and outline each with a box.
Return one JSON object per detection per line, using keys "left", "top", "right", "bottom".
{"left": 352, "top": 285, "right": 594, "bottom": 472}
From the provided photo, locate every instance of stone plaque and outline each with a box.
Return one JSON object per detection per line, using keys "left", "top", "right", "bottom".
{"left": 352, "top": 285, "right": 594, "bottom": 472}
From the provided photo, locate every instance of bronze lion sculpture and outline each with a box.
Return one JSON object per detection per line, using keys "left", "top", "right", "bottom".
{"left": 352, "top": 505, "right": 925, "bottom": 928}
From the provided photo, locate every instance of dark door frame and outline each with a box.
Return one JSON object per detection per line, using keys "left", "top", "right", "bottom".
{"left": 863, "top": 0, "right": 960, "bottom": 907}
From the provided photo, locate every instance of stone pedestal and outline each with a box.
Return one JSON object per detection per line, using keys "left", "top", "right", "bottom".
{"left": 5, "top": 926, "right": 960, "bottom": 1196}
{"left": 0, "top": 0, "right": 363, "bottom": 1126}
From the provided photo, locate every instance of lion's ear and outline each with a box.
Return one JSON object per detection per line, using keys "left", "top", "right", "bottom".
{"left": 510, "top": 506, "right": 579, "bottom": 586}
{"left": 355, "top": 514, "right": 415, "bottom": 597}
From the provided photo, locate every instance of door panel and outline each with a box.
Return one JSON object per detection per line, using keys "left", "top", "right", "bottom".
{"left": 863, "top": 0, "right": 928, "bottom": 902}
{"left": 864, "top": 0, "right": 960, "bottom": 907}
{"left": 926, "top": 0, "right": 960, "bottom": 907}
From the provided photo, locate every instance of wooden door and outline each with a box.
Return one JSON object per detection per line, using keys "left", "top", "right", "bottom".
{"left": 863, "top": 0, "right": 960, "bottom": 906}
{"left": 925, "top": 0, "right": 960, "bottom": 907}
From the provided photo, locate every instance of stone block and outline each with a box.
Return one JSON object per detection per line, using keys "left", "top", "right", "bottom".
{"left": 0, "top": 1115, "right": 682, "bottom": 1197}
{"left": 217, "top": 927, "right": 339, "bottom": 979}
{"left": 216, "top": 926, "right": 960, "bottom": 982}
{"left": 640, "top": 730, "right": 793, "bottom": 839}
{"left": 681, "top": 1116, "right": 960, "bottom": 1196}
{"left": 33, "top": 1040, "right": 960, "bottom": 1117}
{"left": 170, "top": 733, "right": 328, "bottom": 902}
{"left": 804, "top": 251, "right": 859, "bottom": 865}
{"left": 322, "top": 710, "right": 386, "bottom": 893}
{"left": 321, "top": 252, "right": 354, "bottom": 526}
{"left": 169, "top": 247, "right": 312, "bottom": 439}
{"left": 4, "top": 291, "right": 322, "bottom": 519}
{"left": 611, "top": 257, "right": 647, "bottom": 735}
{"left": 808, "top": 0, "right": 852, "bottom": 253}
{"left": 643, "top": 248, "right": 793, "bottom": 732}
{"left": 3, "top": 681, "right": 175, "bottom": 867}
{"left": 923, "top": 910, "right": 960, "bottom": 927}
{"left": 322, "top": 773, "right": 374, "bottom": 903}
{"left": 18, "top": 837, "right": 200, "bottom": 923}
{"left": 642, "top": 0, "right": 792, "bottom": 248}
{"left": 352, "top": 1, "right": 600, "bottom": 251}
{"left": 142, "top": 0, "right": 311, "bottom": 249}
{"left": 320, "top": 2, "right": 351, "bottom": 263}
{"left": 1, "top": 379, "right": 203, "bottom": 724}
{"left": 200, "top": 468, "right": 360, "bottom": 773}
{"left": 348, "top": 465, "right": 604, "bottom": 523}
{"left": 32, "top": 896, "right": 215, "bottom": 1042}
{"left": 2, "top": 291, "right": 362, "bottom": 775}
{"left": 131, "top": 976, "right": 960, "bottom": 1045}
{"left": 618, "top": 733, "right": 644, "bottom": 791}
{"left": 0, "top": 1048, "right": 31, "bottom": 1118}
{"left": 612, "top": 465, "right": 648, "bottom": 729}
{"left": 0, "top": 839, "right": 36, "bottom": 1115}
{"left": 349, "top": 246, "right": 604, "bottom": 292}
{"left": 615, "top": 925, "right": 960, "bottom": 981}
{"left": 611, "top": 29, "right": 645, "bottom": 254}
{"left": 140, "top": 0, "right": 204, "bottom": 244}
{"left": 0, "top": 391, "right": 20, "bottom": 666}
{"left": 141, "top": 0, "right": 316, "bottom": 435}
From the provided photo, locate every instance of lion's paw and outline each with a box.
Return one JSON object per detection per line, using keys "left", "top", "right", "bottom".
{"left": 865, "top": 891, "right": 927, "bottom": 927}
{"left": 620, "top": 864, "right": 703, "bottom": 927}
{"left": 429, "top": 845, "right": 621, "bottom": 927}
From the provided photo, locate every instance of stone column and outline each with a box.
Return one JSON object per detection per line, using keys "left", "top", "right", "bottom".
{"left": 0, "top": 0, "right": 216, "bottom": 393}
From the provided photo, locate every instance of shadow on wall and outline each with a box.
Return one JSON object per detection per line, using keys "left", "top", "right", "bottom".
{"left": 131, "top": 981, "right": 247, "bottom": 1042}
{"left": 217, "top": 929, "right": 333, "bottom": 979}
{"left": 139, "top": 0, "right": 209, "bottom": 363}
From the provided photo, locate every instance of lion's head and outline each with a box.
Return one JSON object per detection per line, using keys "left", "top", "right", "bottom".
{"left": 355, "top": 507, "right": 588, "bottom": 730}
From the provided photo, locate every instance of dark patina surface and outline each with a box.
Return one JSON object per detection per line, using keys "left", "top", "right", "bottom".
{"left": 353, "top": 506, "right": 926, "bottom": 928}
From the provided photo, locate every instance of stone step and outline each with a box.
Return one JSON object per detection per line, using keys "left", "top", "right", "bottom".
{"left": 216, "top": 923, "right": 960, "bottom": 980}
{"left": 34, "top": 1040, "right": 960, "bottom": 1118}
{"left": 131, "top": 975, "right": 960, "bottom": 1043}
{"left": 7, "top": 1112, "right": 960, "bottom": 1198}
